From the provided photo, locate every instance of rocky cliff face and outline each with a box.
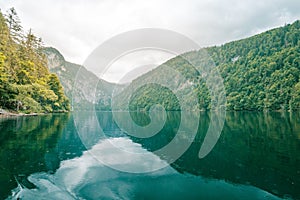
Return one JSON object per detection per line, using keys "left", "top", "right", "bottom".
{"left": 43, "top": 47, "right": 117, "bottom": 110}
{"left": 43, "top": 47, "right": 65, "bottom": 70}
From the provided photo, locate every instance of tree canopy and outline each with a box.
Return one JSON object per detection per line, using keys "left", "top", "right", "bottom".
{"left": 0, "top": 9, "right": 70, "bottom": 113}
{"left": 126, "top": 20, "right": 300, "bottom": 111}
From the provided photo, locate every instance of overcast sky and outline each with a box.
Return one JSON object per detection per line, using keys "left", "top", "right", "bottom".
{"left": 1, "top": 0, "right": 299, "bottom": 82}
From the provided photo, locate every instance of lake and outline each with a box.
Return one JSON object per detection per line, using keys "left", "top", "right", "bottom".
{"left": 0, "top": 111, "right": 300, "bottom": 199}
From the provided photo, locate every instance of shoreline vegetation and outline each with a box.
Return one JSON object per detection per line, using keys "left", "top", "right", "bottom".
{"left": 0, "top": 8, "right": 70, "bottom": 115}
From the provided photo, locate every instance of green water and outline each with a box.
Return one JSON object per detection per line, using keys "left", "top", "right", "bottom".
{"left": 0, "top": 111, "right": 299, "bottom": 199}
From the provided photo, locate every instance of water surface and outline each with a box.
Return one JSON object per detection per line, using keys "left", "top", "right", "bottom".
{"left": 0, "top": 111, "right": 299, "bottom": 199}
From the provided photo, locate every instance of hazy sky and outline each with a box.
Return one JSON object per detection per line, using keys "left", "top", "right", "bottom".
{"left": 1, "top": 0, "right": 299, "bottom": 82}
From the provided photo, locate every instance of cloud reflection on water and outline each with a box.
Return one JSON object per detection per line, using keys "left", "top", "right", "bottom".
{"left": 8, "top": 137, "right": 281, "bottom": 200}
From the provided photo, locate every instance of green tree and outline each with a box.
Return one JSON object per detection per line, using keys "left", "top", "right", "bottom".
{"left": 0, "top": 9, "right": 70, "bottom": 113}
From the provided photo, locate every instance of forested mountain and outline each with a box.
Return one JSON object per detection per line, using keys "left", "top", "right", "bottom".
{"left": 0, "top": 8, "right": 70, "bottom": 113}
{"left": 43, "top": 47, "right": 121, "bottom": 111}
{"left": 1, "top": 7, "right": 299, "bottom": 113}
{"left": 124, "top": 20, "right": 300, "bottom": 111}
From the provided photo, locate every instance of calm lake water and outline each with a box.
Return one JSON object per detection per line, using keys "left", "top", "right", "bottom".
{"left": 0, "top": 111, "right": 300, "bottom": 199}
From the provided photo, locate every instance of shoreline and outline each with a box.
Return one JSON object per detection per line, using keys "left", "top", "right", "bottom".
{"left": 0, "top": 109, "right": 68, "bottom": 118}
{"left": 0, "top": 111, "right": 41, "bottom": 118}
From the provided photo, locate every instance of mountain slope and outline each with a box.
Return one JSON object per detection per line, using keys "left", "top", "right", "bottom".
{"left": 44, "top": 47, "right": 120, "bottom": 110}
{"left": 122, "top": 20, "right": 300, "bottom": 111}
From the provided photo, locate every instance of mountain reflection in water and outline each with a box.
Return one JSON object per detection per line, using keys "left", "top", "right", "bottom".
{"left": 1, "top": 111, "right": 299, "bottom": 199}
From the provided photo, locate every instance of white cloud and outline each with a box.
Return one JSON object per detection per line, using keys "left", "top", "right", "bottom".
{"left": 102, "top": 49, "right": 174, "bottom": 83}
{"left": 0, "top": 0, "right": 299, "bottom": 81}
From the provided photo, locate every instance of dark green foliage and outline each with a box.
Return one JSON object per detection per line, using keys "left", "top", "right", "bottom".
{"left": 128, "top": 20, "right": 300, "bottom": 111}
{"left": 0, "top": 9, "right": 70, "bottom": 113}
{"left": 129, "top": 84, "right": 180, "bottom": 111}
